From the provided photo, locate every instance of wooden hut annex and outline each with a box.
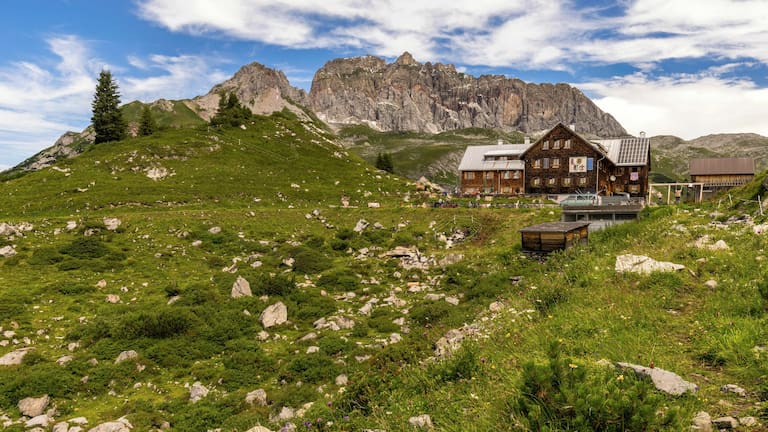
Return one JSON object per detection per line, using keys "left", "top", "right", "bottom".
{"left": 519, "top": 221, "right": 590, "bottom": 253}
{"left": 689, "top": 157, "right": 755, "bottom": 197}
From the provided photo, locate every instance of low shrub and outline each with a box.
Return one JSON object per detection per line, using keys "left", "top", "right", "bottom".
{"left": 510, "top": 342, "right": 680, "bottom": 431}
{"left": 60, "top": 237, "right": 109, "bottom": 259}
{"left": 282, "top": 354, "right": 341, "bottom": 384}
{"left": 252, "top": 273, "right": 295, "bottom": 296}
{"left": 317, "top": 268, "right": 359, "bottom": 292}
{"left": 28, "top": 247, "right": 64, "bottom": 265}
{"left": 290, "top": 246, "right": 332, "bottom": 274}
{"left": 112, "top": 308, "right": 196, "bottom": 339}
{"left": 289, "top": 290, "right": 337, "bottom": 323}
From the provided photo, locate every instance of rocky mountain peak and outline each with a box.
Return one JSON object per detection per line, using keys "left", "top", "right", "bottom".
{"left": 193, "top": 61, "right": 308, "bottom": 121}
{"left": 308, "top": 53, "right": 626, "bottom": 137}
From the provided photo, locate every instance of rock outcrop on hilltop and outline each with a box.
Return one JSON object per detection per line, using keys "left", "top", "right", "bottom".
{"left": 308, "top": 52, "right": 626, "bottom": 137}
{"left": 192, "top": 62, "right": 308, "bottom": 121}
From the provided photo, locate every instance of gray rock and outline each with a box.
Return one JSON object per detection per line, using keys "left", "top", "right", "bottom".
{"left": 335, "top": 374, "right": 348, "bottom": 386}
{"left": 231, "top": 276, "right": 252, "bottom": 298}
{"left": 691, "top": 411, "right": 712, "bottom": 432}
{"left": 614, "top": 254, "right": 685, "bottom": 274}
{"left": 102, "top": 218, "right": 121, "bottom": 231}
{"left": 720, "top": 383, "right": 746, "bottom": 397}
{"left": 260, "top": 302, "right": 287, "bottom": 328}
{"left": 704, "top": 279, "right": 718, "bottom": 289}
{"left": 208, "top": 226, "right": 222, "bottom": 234}
{"left": 739, "top": 416, "right": 757, "bottom": 427}
{"left": 276, "top": 406, "right": 295, "bottom": 421}
{"left": 712, "top": 416, "right": 738, "bottom": 429}
{"left": 616, "top": 362, "right": 698, "bottom": 395}
{"left": 18, "top": 395, "right": 50, "bottom": 417}
{"left": 306, "top": 346, "right": 320, "bottom": 354}
{"left": 87, "top": 417, "right": 133, "bottom": 432}
{"left": 245, "top": 426, "right": 273, "bottom": 432}
{"left": 114, "top": 350, "right": 138, "bottom": 364}
{"left": 0, "top": 347, "right": 33, "bottom": 365}
{"left": 353, "top": 219, "right": 369, "bottom": 233}
{"left": 190, "top": 381, "right": 209, "bottom": 403}
{"left": 25, "top": 414, "right": 51, "bottom": 428}
{"left": 0, "top": 245, "right": 16, "bottom": 257}
{"left": 69, "top": 417, "right": 88, "bottom": 425}
{"left": 408, "top": 414, "right": 433, "bottom": 430}
{"left": 52, "top": 421, "right": 69, "bottom": 432}
{"left": 245, "top": 389, "right": 268, "bottom": 406}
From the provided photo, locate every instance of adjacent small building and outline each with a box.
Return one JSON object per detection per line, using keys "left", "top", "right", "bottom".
{"left": 519, "top": 221, "right": 590, "bottom": 253}
{"left": 689, "top": 157, "right": 755, "bottom": 196}
{"left": 458, "top": 123, "right": 651, "bottom": 197}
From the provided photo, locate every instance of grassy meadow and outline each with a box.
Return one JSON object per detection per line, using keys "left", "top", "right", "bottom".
{"left": 0, "top": 111, "right": 767, "bottom": 430}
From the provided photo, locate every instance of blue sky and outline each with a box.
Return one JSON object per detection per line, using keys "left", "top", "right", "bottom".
{"left": 2, "top": 0, "right": 768, "bottom": 169}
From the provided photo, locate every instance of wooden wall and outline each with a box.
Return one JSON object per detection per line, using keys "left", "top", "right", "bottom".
{"left": 460, "top": 170, "right": 525, "bottom": 195}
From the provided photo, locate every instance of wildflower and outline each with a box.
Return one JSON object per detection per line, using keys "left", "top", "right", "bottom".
{"left": 480, "top": 357, "right": 486, "bottom": 364}
{"left": 568, "top": 363, "right": 578, "bottom": 369}
{"left": 616, "top": 374, "right": 624, "bottom": 382}
{"left": 327, "top": 400, "right": 333, "bottom": 407}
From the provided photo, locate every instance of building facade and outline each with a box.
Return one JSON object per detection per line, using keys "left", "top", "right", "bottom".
{"left": 689, "top": 157, "right": 755, "bottom": 196}
{"left": 458, "top": 123, "right": 651, "bottom": 197}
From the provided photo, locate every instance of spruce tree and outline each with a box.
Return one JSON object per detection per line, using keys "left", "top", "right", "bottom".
{"left": 138, "top": 105, "right": 157, "bottom": 136}
{"left": 210, "top": 92, "right": 252, "bottom": 128}
{"left": 91, "top": 70, "right": 126, "bottom": 144}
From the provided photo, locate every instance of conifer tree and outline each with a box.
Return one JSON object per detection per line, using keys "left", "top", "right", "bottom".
{"left": 91, "top": 70, "right": 126, "bottom": 144}
{"left": 376, "top": 152, "right": 394, "bottom": 173}
{"left": 138, "top": 105, "right": 157, "bottom": 136}
{"left": 210, "top": 92, "right": 252, "bottom": 128}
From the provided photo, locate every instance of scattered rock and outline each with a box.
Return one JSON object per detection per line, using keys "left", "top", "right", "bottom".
{"left": 96, "top": 279, "right": 107, "bottom": 288}
{"left": 616, "top": 362, "right": 698, "bottom": 395}
{"left": 115, "top": 350, "right": 138, "bottom": 364}
{"left": 367, "top": 202, "right": 380, "bottom": 208}
{"left": 52, "top": 421, "right": 69, "bottom": 432}
{"left": 712, "top": 416, "right": 738, "bottom": 429}
{"left": 190, "top": 382, "right": 209, "bottom": 403}
{"left": 56, "top": 355, "right": 74, "bottom": 365}
{"left": 0, "top": 245, "right": 16, "bottom": 257}
{"left": 692, "top": 411, "right": 712, "bottom": 432}
{"left": 146, "top": 167, "right": 169, "bottom": 181}
{"left": 720, "top": 384, "right": 746, "bottom": 397}
{"left": 489, "top": 302, "right": 504, "bottom": 312}
{"left": 208, "top": 226, "right": 222, "bottom": 234}
{"left": 614, "top": 254, "right": 685, "bottom": 274}
{"left": 0, "top": 347, "right": 33, "bottom": 365}
{"left": 739, "top": 416, "right": 757, "bottom": 427}
{"left": 408, "top": 414, "right": 433, "bottom": 430}
{"left": 87, "top": 417, "right": 133, "bottom": 432}
{"left": 276, "top": 406, "right": 295, "bottom": 421}
{"left": 18, "top": 395, "right": 50, "bottom": 417}
{"left": 335, "top": 374, "right": 348, "bottom": 386}
{"left": 191, "top": 240, "right": 203, "bottom": 247}
{"left": 25, "top": 415, "right": 51, "bottom": 428}
{"left": 105, "top": 294, "right": 120, "bottom": 304}
{"left": 260, "top": 302, "right": 288, "bottom": 328}
{"left": 704, "top": 280, "right": 718, "bottom": 289}
{"left": 102, "top": 218, "right": 121, "bottom": 231}
{"left": 245, "top": 426, "right": 273, "bottom": 432}
{"left": 231, "top": 276, "right": 252, "bottom": 298}
{"left": 245, "top": 389, "right": 268, "bottom": 406}
{"left": 353, "top": 219, "right": 369, "bottom": 233}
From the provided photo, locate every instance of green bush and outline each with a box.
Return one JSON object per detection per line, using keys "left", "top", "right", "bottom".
{"left": 221, "top": 344, "right": 276, "bottom": 389}
{"left": 330, "top": 238, "right": 349, "bottom": 251}
{"left": 112, "top": 308, "right": 196, "bottom": 339}
{"left": 282, "top": 354, "right": 341, "bottom": 384}
{"left": 290, "top": 246, "right": 332, "bottom": 274}
{"left": 336, "top": 228, "right": 355, "bottom": 241}
{"left": 60, "top": 237, "right": 109, "bottom": 259}
{"left": 289, "top": 290, "right": 337, "bottom": 322}
{"left": 28, "top": 247, "right": 64, "bottom": 265}
{"left": 252, "top": 273, "right": 295, "bottom": 296}
{"left": 410, "top": 301, "right": 452, "bottom": 325}
{"left": 317, "top": 268, "right": 359, "bottom": 292}
{"left": 511, "top": 342, "right": 680, "bottom": 431}
{"left": 178, "top": 283, "right": 221, "bottom": 305}
{"left": 46, "top": 281, "right": 96, "bottom": 295}
{"left": 429, "top": 344, "right": 480, "bottom": 383}
{"left": 318, "top": 335, "right": 354, "bottom": 356}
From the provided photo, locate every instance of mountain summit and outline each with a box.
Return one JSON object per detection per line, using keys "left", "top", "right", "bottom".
{"left": 308, "top": 52, "right": 626, "bottom": 136}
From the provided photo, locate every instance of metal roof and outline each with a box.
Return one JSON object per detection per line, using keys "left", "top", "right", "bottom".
{"left": 689, "top": 158, "right": 755, "bottom": 176}
{"left": 594, "top": 137, "right": 650, "bottom": 166}
{"left": 458, "top": 144, "right": 529, "bottom": 171}
{"left": 519, "top": 221, "right": 591, "bottom": 233}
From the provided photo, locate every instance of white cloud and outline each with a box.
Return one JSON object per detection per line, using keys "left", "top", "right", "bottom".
{"left": 122, "top": 54, "right": 229, "bottom": 102}
{"left": 582, "top": 73, "right": 768, "bottom": 139}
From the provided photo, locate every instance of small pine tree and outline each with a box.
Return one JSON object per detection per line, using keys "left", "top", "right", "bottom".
{"left": 138, "top": 105, "right": 157, "bottom": 136}
{"left": 91, "top": 70, "right": 126, "bottom": 144}
{"left": 210, "top": 92, "right": 252, "bottom": 128}
{"left": 376, "top": 152, "right": 394, "bottom": 173}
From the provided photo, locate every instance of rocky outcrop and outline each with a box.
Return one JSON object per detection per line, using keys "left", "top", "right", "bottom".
{"left": 16, "top": 128, "right": 95, "bottom": 171}
{"left": 309, "top": 52, "right": 626, "bottom": 136}
{"left": 193, "top": 62, "right": 308, "bottom": 121}
{"left": 616, "top": 362, "right": 698, "bottom": 396}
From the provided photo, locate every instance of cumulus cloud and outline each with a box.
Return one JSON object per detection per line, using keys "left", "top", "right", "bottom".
{"left": 582, "top": 73, "right": 768, "bottom": 139}
{"left": 0, "top": 34, "right": 226, "bottom": 167}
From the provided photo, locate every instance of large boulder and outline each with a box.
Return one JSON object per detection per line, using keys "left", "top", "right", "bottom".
{"left": 0, "top": 245, "right": 16, "bottom": 257}
{"left": 87, "top": 417, "right": 133, "bottom": 432}
{"left": 0, "top": 347, "right": 33, "bottom": 365}
{"left": 260, "top": 302, "right": 287, "bottom": 328}
{"left": 616, "top": 362, "right": 698, "bottom": 396}
{"left": 615, "top": 254, "right": 685, "bottom": 274}
{"left": 190, "top": 381, "right": 209, "bottom": 403}
{"left": 231, "top": 276, "right": 252, "bottom": 298}
{"left": 245, "top": 389, "right": 268, "bottom": 406}
{"left": 114, "top": 350, "right": 138, "bottom": 364}
{"left": 18, "top": 395, "right": 50, "bottom": 417}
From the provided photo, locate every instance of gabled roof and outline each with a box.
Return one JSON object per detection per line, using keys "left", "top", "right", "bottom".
{"left": 520, "top": 122, "right": 606, "bottom": 159}
{"left": 689, "top": 158, "right": 755, "bottom": 176}
{"left": 594, "top": 137, "right": 651, "bottom": 166}
{"left": 458, "top": 144, "right": 528, "bottom": 171}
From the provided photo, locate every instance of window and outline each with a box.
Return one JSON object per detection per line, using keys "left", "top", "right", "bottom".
{"left": 543, "top": 158, "right": 550, "bottom": 169}
{"left": 579, "top": 177, "right": 588, "bottom": 185}
{"left": 532, "top": 177, "right": 541, "bottom": 186}
{"left": 512, "top": 171, "right": 520, "bottom": 179}
{"left": 533, "top": 159, "right": 541, "bottom": 169}
{"left": 552, "top": 158, "right": 560, "bottom": 169}
{"left": 547, "top": 177, "right": 557, "bottom": 186}
{"left": 542, "top": 140, "right": 549, "bottom": 150}
{"left": 564, "top": 139, "right": 572, "bottom": 149}
{"left": 503, "top": 171, "right": 511, "bottom": 179}
{"left": 628, "top": 184, "right": 640, "bottom": 193}
{"left": 463, "top": 172, "right": 475, "bottom": 180}
{"left": 562, "top": 177, "right": 571, "bottom": 186}
{"left": 618, "top": 167, "right": 624, "bottom": 175}
{"left": 485, "top": 172, "right": 494, "bottom": 180}
{"left": 501, "top": 186, "right": 511, "bottom": 194}
{"left": 553, "top": 139, "right": 561, "bottom": 149}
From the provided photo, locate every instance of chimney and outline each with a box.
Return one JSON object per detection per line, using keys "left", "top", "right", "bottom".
{"left": 524, "top": 136, "right": 530, "bottom": 145}
{"left": 569, "top": 124, "right": 576, "bottom": 131}
{"left": 497, "top": 139, "right": 503, "bottom": 146}
{"left": 639, "top": 131, "right": 646, "bottom": 138}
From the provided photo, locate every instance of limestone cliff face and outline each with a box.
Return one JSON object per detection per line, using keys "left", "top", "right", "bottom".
{"left": 308, "top": 52, "right": 626, "bottom": 137}
{"left": 193, "top": 62, "right": 308, "bottom": 121}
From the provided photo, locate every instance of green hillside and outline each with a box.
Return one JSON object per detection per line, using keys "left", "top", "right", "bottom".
{"left": 1, "top": 111, "right": 768, "bottom": 430}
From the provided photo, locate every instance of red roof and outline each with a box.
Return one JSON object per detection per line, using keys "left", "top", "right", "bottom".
{"left": 689, "top": 158, "right": 755, "bottom": 176}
